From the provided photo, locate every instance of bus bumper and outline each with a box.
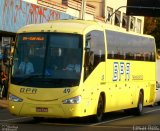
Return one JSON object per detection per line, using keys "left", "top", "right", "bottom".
{"left": 8, "top": 101, "right": 88, "bottom": 118}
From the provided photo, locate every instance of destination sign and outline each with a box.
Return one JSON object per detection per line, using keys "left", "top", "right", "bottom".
{"left": 22, "top": 36, "right": 45, "bottom": 41}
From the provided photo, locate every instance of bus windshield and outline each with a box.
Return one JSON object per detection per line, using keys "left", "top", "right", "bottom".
{"left": 11, "top": 33, "right": 83, "bottom": 88}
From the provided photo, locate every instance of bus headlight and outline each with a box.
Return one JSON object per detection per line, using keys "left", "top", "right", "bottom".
{"left": 9, "top": 94, "right": 23, "bottom": 102}
{"left": 62, "top": 96, "right": 81, "bottom": 104}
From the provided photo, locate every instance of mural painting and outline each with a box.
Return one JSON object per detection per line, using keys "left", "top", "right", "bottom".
{"left": 0, "top": 0, "right": 74, "bottom": 33}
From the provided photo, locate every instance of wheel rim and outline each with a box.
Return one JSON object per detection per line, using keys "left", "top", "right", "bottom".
{"left": 139, "top": 100, "right": 143, "bottom": 112}
{"left": 138, "top": 92, "right": 143, "bottom": 112}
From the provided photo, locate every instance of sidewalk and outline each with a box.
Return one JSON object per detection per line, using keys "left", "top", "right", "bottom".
{"left": 0, "top": 99, "right": 8, "bottom": 109}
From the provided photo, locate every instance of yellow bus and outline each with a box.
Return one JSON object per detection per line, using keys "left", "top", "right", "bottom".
{"left": 8, "top": 20, "right": 156, "bottom": 122}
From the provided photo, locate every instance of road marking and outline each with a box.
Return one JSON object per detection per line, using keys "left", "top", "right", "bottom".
{"left": 144, "top": 108, "right": 160, "bottom": 114}
{"left": 90, "top": 108, "right": 160, "bottom": 126}
{"left": 42, "top": 122, "right": 132, "bottom": 129}
{"left": 1, "top": 108, "right": 160, "bottom": 125}
{"left": 42, "top": 122, "right": 89, "bottom": 127}
{"left": 89, "top": 125, "right": 132, "bottom": 129}
{"left": 0, "top": 117, "right": 31, "bottom": 123}
{"left": 90, "top": 115, "right": 133, "bottom": 126}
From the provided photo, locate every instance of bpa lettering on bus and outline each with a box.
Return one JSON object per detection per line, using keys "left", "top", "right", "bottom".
{"left": 113, "top": 62, "right": 130, "bottom": 81}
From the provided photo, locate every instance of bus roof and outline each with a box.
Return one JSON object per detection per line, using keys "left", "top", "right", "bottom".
{"left": 17, "top": 19, "right": 154, "bottom": 39}
{"left": 17, "top": 20, "right": 103, "bottom": 34}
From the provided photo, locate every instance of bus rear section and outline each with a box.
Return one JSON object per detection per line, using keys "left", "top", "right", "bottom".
{"left": 104, "top": 29, "right": 156, "bottom": 113}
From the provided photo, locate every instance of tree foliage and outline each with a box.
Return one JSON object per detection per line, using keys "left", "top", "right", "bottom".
{"left": 144, "top": 17, "right": 160, "bottom": 49}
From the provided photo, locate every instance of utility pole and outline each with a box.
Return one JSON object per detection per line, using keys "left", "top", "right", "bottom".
{"left": 104, "top": 0, "right": 107, "bottom": 21}
{"left": 126, "top": 15, "right": 130, "bottom": 32}
{"left": 80, "top": 0, "right": 86, "bottom": 20}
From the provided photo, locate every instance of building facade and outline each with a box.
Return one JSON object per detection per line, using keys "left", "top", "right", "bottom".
{"left": 105, "top": 0, "right": 144, "bottom": 34}
{"left": 0, "top": 0, "right": 144, "bottom": 35}
{"left": 27, "top": 0, "right": 144, "bottom": 34}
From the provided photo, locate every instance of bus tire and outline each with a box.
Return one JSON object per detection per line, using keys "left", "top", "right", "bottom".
{"left": 132, "top": 91, "right": 143, "bottom": 116}
{"left": 94, "top": 94, "right": 105, "bottom": 122}
{"left": 157, "top": 101, "right": 160, "bottom": 106}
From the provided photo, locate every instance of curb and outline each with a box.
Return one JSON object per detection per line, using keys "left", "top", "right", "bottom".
{"left": 0, "top": 100, "right": 8, "bottom": 109}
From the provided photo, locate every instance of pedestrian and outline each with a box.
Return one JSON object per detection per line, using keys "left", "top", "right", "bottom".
{"left": 0, "top": 70, "right": 8, "bottom": 99}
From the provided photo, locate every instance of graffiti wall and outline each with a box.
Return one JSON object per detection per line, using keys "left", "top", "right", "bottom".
{"left": 0, "top": 0, "right": 74, "bottom": 33}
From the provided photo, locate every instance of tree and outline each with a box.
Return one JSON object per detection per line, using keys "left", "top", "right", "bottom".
{"left": 144, "top": 17, "right": 156, "bottom": 34}
{"left": 144, "top": 17, "right": 160, "bottom": 49}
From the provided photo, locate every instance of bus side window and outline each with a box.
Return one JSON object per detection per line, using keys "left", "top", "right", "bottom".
{"left": 84, "top": 36, "right": 91, "bottom": 80}
{"left": 84, "top": 30, "right": 105, "bottom": 81}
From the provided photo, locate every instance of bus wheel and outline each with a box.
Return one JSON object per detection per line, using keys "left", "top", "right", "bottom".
{"left": 95, "top": 95, "right": 104, "bottom": 122}
{"left": 133, "top": 91, "right": 143, "bottom": 115}
{"left": 157, "top": 101, "right": 160, "bottom": 106}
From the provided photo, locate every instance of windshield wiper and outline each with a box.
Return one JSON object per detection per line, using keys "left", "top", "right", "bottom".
{"left": 17, "top": 74, "right": 43, "bottom": 85}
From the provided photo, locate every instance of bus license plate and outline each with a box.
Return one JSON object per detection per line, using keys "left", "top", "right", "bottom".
{"left": 36, "top": 107, "right": 48, "bottom": 112}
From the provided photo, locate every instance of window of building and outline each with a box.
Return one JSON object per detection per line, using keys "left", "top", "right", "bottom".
{"left": 114, "top": 11, "right": 121, "bottom": 26}
{"left": 106, "top": 7, "right": 113, "bottom": 24}
{"left": 122, "top": 13, "right": 127, "bottom": 28}
{"left": 136, "top": 19, "right": 142, "bottom": 33}
{"left": 130, "top": 17, "right": 135, "bottom": 31}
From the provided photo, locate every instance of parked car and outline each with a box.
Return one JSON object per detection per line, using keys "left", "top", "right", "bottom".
{"left": 154, "top": 81, "right": 160, "bottom": 105}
